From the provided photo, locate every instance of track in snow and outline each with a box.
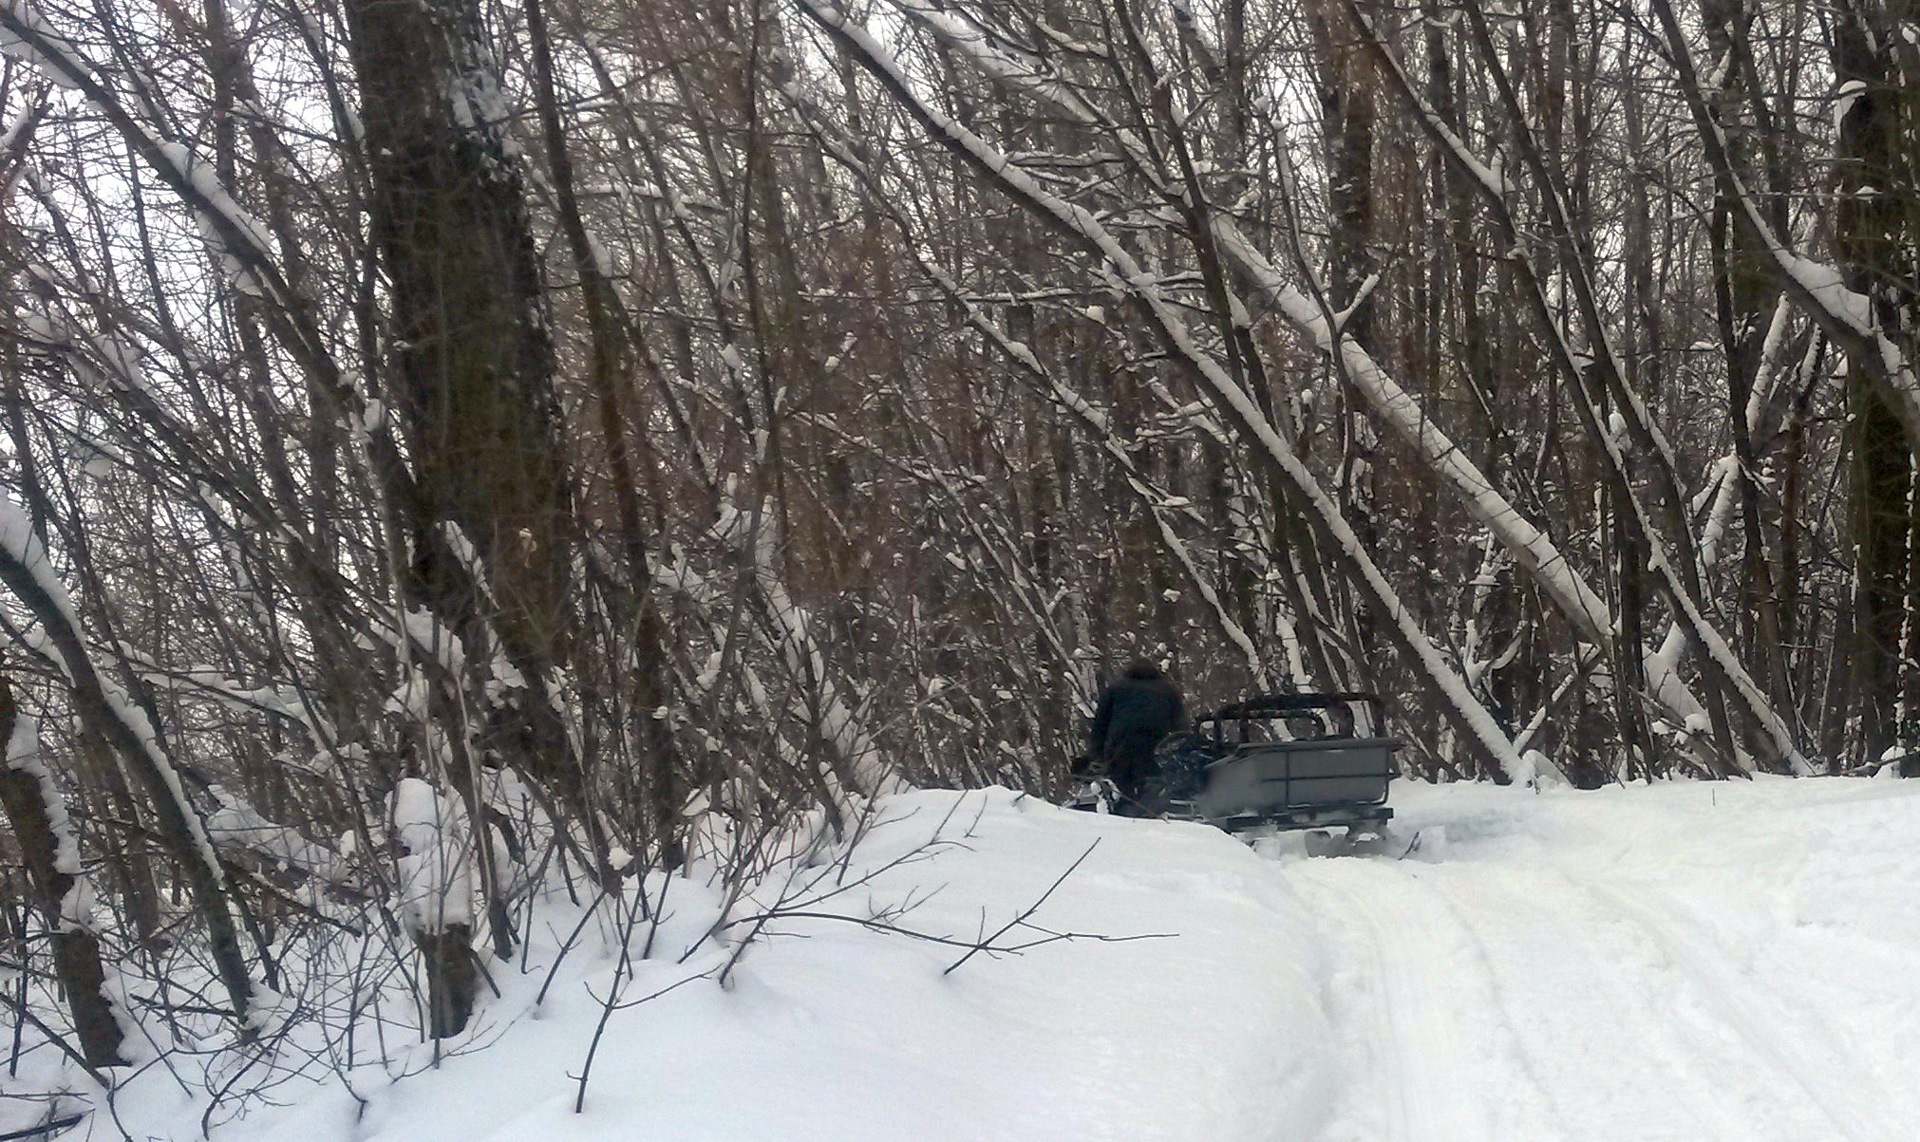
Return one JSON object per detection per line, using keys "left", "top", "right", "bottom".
{"left": 1280, "top": 788, "right": 1914, "bottom": 1142}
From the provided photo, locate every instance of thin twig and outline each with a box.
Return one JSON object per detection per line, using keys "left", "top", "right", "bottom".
{"left": 0, "top": 1114, "right": 86, "bottom": 1142}
{"left": 2, "top": 996, "right": 110, "bottom": 1087}
{"left": 946, "top": 839, "right": 1103, "bottom": 975}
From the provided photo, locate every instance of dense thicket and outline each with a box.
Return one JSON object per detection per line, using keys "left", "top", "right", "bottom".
{"left": 0, "top": 0, "right": 1914, "bottom": 1089}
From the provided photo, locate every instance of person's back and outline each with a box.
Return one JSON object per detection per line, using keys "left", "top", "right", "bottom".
{"left": 1089, "top": 660, "right": 1185, "bottom": 812}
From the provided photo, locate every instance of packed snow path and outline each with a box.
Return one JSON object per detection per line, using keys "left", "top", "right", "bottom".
{"left": 1285, "top": 779, "right": 1920, "bottom": 1142}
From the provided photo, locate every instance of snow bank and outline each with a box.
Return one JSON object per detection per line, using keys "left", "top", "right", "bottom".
{"left": 345, "top": 789, "right": 1333, "bottom": 1141}
{"left": 392, "top": 777, "right": 476, "bottom": 937}
{"left": 5, "top": 788, "right": 1333, "bottom": 1141}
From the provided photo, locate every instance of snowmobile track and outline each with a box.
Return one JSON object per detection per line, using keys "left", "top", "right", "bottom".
{"left": 1567, "top": 874, "right": 1895, "bottom": 1142}
{"left": 1285, "top": 851, "right": 1895, "bottom": 1142}
{"left": 1288, "top": 860, "right": 1559, "bottom": 1142}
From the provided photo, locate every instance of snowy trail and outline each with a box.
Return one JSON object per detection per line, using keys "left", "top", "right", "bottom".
{"left": 1282, "top": 781, "right": 1920, "bottom": 1142}
{"left": 22, "top": 780, "right": 1917, "bottom": 1142}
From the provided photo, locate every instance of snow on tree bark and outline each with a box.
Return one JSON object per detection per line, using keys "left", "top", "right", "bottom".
{"left": 391, "top": 776, "right": 480, "bottom": 1038}
{"left": 0, "top": 674, "right": 126, "bottom": 1067}
{"left": 0, "top": 489, "right": 256, "bottom": 1026}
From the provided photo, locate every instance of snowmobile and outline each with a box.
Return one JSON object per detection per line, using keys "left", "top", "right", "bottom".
{"left": 1070, "top": 692, "right": 1400, "bottom": 852}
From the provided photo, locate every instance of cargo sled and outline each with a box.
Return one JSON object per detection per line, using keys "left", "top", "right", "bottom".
{"left": 1136, "top": 692, "right": 1399, "bottom": 841}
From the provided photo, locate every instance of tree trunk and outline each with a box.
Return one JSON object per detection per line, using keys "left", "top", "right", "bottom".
{"left": 0, "top": 675, "right": 125, "bottom": 1068}
{"left": 0, "top": 492, "right": 255, "bottom": 1027}
{"left": 340, "top": 0, "right": 581, "bottom": 805}
{"left": 1830, "top": 0, "right": 1920, "bottom": 768}
{"left": 525, "top": 0, "right": 683, "bottom": 863}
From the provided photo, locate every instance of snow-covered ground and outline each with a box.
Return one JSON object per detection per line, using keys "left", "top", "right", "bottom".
{"left": 10, "top": 776, "right": 1919, "bottom": 1141}
{"left": 285, "top": 789, "right": 1333, "bottom": 1142}
{"left": 1297, "top": 776, "right": 1920, "bottom": 1142}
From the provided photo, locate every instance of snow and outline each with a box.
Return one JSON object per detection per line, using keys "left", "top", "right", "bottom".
{"left": 392, "top": 777, "right": 477, "bottom": 936}
{"left": 0, "top": 103, "right": 35, "bottom": 158}
{"left": 1834, "top": 79, "right": 1866, "bottom": 135}
{"left": 0, "top": 486, "right": 79, "bottom": 627}
{"left": 392, "top": 792, "right": 1332, "bottom": 1141}
{"left": 446, "top": 68, "right": 522, "bottom": 160}
{"left": 889, "top": 0, "right": 1104, "bottom": 128}
{"left": 0, "top": 1, "right": 83, "bottom": 90}
{"left": 1296, "top": 779, "right": 1920, "bottom": 1141}
{"left": 154, "top": 140, "right": 276, "bottom": 295}
{"left": 206, "top": 784, "right": 349, "bottom": 886}
{"left": 8, "top": 778, "right": 1920, "bottom": 1139}
{"left": 5, "top": 711, "right": 85, "bottom": 904}
{"left": 1778, "top": 253, "right": 1875, "bottom": 330}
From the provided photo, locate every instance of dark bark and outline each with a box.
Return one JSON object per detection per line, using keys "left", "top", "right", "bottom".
{"left": 526, "top": 0, "right": 683, "bottom": 865}
{"left": 339, "top": 0, "right": 581, "bottom": 818}
{"left": 0, "top": 511, "right": 254, "bottom": 1027}
{"left": 1847, "top": 386, "right": 1910, "bottom": 764}
{"left": 1308, "top": 0, "right": 1381, "bottom": 661}
{"left": 1829, "top": 0, "right": 1920, "bottom": 767}
{"left": 0, "top": 676, "right": 125, "bottom": 1068}
{"left": 1702, "top": 0, "right": 1793, "bottom": 734}
{"left": 415, "top": 925, "right": 478, "bottom": 1040}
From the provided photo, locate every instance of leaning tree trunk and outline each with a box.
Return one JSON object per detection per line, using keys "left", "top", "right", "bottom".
{"left": 1308, "top": 0, "right": 1382, "bottom": 600}
{"left": 525, "top": 0, "right": 685, "bottom": 862}
{"left": 0, "top": 674, "right": 125, "bottom": 1068}
{"left": 0, "top": 491, "right": 254, "bottom": 1027}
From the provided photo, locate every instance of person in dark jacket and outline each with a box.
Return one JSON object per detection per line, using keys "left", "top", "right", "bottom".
{"left": 1088, "top": 660, "right": 1185, "bottom": 814}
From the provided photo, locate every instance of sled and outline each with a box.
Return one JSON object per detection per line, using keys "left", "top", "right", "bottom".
{"left": 1153, "top": 692, "right": 1399, "bottom": 843}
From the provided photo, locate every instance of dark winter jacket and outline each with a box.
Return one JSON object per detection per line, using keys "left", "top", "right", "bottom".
{"left": 1089, "top": 662, "right": 1186, "bottom": 794}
